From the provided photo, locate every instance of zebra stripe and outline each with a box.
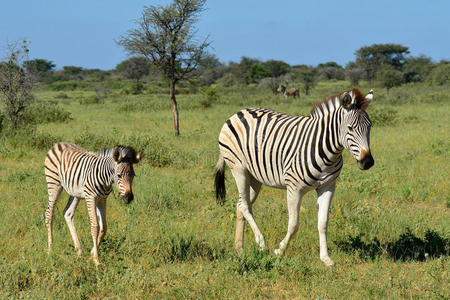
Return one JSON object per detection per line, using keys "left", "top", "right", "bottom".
{"left": 215, "top": 88, "right": 374, "bottom": 266}
{"left": 44, "top": 142, "right": 143, "bottom": 266}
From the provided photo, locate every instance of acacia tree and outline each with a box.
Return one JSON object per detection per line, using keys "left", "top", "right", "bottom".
{"left": 355, "top": 43, "right": 409, "bottom": 80}
{"left": 0, "top": 41, "right": 34, "bottom": 132}
{"left": 118, "top": 0, "right": 210, "bottom": 136}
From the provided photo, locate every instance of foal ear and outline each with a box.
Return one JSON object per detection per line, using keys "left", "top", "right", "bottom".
{"left": 340, "top": 92, "right": 352, "bottom": 109}
{"left": 112, "top": 146, "right": 122, "bottom": 163}
{"left": 134, "top": 152, "right": 144, "bottom": 163}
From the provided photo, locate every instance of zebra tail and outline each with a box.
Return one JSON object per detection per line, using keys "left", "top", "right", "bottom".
{"left": 214, "top": 153, "right": 226, "bottom": 205}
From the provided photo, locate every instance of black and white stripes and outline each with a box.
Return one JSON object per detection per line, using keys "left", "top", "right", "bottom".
{"left": 44, "top": 142, "right": 143, "bottom": 265}
{"left": 215, "top": 88, "right": 374, "bottom": 266}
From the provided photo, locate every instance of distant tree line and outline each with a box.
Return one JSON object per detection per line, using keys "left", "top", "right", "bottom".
{"left": 23, "top": 43, "right": 449, "bottom": 96}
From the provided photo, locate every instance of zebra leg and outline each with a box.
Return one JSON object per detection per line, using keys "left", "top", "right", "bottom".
{"left": 63, "top": 196, "right": 82, "bottom": 256}
{"left": 274, "top": 187, "right": 303, "bottom": 255}
{"left": 231, "top": 168, "right": 266, "bottom": 251}
{"left": 316, "top": 182, "right": 336, "bottom": 266}
{"left": 235, "top": 178, "right": 262, "bottom": 253}
{"left": 96, "top": 198, "right": 107, "bottom": 246}
{"left": 45, "top": 185, "right": 62, "bottom": 254}
{"left": 86, "top": 197, "right": 100, "bottom": 266}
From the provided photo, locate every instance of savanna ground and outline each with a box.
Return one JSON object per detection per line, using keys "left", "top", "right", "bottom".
{"left": 0, "top": 80, "right": 449, "bottom": 299}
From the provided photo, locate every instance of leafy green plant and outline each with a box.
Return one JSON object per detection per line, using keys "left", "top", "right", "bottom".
{"left": 367, "top": 106, "right": 398, "bottom": 126}
{"left": 24, "top": 102, "right": 72, "bottom": 124}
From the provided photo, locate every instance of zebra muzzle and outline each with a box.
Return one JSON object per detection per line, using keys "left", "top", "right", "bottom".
{"left": 122, "top": 192, "right": 134, "bottom": 204}
{"left": 358, "top": 150, "right": 374, "bottom": 170}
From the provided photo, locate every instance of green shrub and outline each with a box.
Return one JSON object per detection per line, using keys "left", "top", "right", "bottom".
{"left": 428, "top": 63, "right": 450, "bottom": 86}
{"left": 367, "top": 106, "right": 398, "bottom": 126}
{"left": 5, "top": 128, "right": 61, "bottom": 150}
{"left": 79, "top": 95, "right": 104, "bottom": 105}
{"left": 54, "top": 92, "right": 69, "bottom": 99}
{"left": 200, "top": 87, "right": 219, "bottom": 108}
{"left": 23, "top": 102, "right": 73, "bottom": 124}
{"left": 48, "top": 81, "right": 89, "bottom": 91}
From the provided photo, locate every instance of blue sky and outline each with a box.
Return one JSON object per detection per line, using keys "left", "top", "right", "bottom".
{"left": 1, "top": 0, "right": 449, "bottom": 70}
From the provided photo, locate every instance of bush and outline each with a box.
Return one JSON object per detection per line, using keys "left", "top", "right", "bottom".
{"left": 129, "top": 82, "right": 145, "bottom": 95}
{"left": 48, "top": 81, "right": 89, "bottom": 91}
{"left": 217, "top": 73, "right": 239, "bottom": 87}
{"left": 427, "top": 63, "right": 450, "bottom": 86}
{"left": 54, "top": 92, "right": 69, "bottom": 99}
{"left": 200, "top": 87, "right": 219, "bottom": 108}
{"left": 23, "top": 102, "right": 72, "bottom": 124}
{"left": 376, "top": 65, "right": 403, "bottom": 92}
{"left": 79, "top": 95, "right": 104, "bottom": 105}
{"left": 368, "top": 106, "right": 398, "bottom": 126}
{"left": 5, "top": 128, "right": 61, "bottom": 150}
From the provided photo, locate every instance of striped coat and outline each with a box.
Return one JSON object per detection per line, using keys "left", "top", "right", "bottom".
{"left": 45, "top": 142, "right": 143, "bottom": 265}
{"left": 215, "top": 88, "right": 374, "bottom": 266}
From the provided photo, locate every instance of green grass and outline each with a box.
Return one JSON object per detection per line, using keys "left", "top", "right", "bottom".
{"left": 0, "top": 81, "right": 449, "bottom": 298}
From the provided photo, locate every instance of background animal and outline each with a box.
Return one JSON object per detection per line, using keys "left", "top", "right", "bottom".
{"left": 277, "top": 84, "right": 300, "bottom": 98}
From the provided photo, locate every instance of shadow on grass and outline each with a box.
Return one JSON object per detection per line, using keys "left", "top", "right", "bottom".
{"left": 335, "top": 228, "right": 449, "bottom": 261}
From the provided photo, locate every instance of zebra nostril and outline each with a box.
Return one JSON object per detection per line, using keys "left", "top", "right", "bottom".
{"left": 122, "top": 192, "right": 133, "bottom": 204}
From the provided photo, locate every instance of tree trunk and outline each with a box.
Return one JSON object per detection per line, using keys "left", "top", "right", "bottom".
{"left": 170, "top": 79, "right": 180, "bottom": 136}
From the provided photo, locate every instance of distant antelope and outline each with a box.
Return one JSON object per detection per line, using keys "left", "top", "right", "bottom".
{"left": 215, "top": 88, "right": 374, "bottom": 266}
{"left": 277, "top": 85, "right": 300, "bottom": 99}
{"left": 45, "top": 142, "right": 144, "bottom": 265}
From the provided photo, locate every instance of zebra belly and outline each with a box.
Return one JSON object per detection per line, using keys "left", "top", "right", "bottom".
{"left": 60, "top": 180, "right": 85, "bottom": 198}
{"left": 62, "top": 184, "right": 86, "bottom": 198}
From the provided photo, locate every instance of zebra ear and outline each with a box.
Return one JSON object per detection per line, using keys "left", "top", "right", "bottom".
{"left": 361, "top": 89, "right": 373, "bottom": 110}
{"left": 340, "top": 92, "right": 352, "bottom": 109}
{"left": 134, "top": 152, "right": 144, "bottom": 163}
{"left": 112, "top": 147, "right": 122, "bottom": 163}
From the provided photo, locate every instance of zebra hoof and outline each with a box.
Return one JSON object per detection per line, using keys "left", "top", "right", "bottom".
{"left": 274, "top": 248, "right": 283, "bottom": 256}
{"left": 90, "top": 256, "right": 100, "bottom": 266}
{"left": 320, "top": 256, "right": 335, "bottom": 267}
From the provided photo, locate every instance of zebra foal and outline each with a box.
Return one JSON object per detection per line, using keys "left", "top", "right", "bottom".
{"left": 45, "top": 142, "right": 144, "bottom": 265}
{"left": 215, "top": 88, "right": 374, "bottom": 266}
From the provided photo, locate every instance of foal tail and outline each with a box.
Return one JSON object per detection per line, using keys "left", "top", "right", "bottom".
{"left": 214, "top": 153, "right": 226, "bottom": 205}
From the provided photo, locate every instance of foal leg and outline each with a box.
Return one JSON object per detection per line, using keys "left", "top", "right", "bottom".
{"left": 317, "top": 182, "right": 336, "bottom": 266}
{"left": 63, "top": 196, "right": 82, "bottom": 256}
{"left": 231, "top": 168, "right": 266, "bottom": 251}
{"left": 275, "top": 187, "right": 303, "bottom": 255}
{"left": 45, "top": 185, "right": 62, "bottom": 254}
{"left": 96, "top": 198, "right": 107, "bottom": 246}
{"left": 235, "top": 177, "right": 262, "bottom": 253}
{"left": 86, "top": 197, "right": 100, "bottom": 266}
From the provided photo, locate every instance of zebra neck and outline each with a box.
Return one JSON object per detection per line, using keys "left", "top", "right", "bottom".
{"left": 309, "top": 100, "right": 345, "bottom": 165}
{"left": 99, "top": 157, "right": 116, "bottom": 188}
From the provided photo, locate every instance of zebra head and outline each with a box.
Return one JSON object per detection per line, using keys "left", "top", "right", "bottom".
{"left": 112, "top": 146, "right": 144, "bottom": 204}
{"left": 277, "top": 85, "right": 286, "bottom": 93}
{"left": 339, "top": 88, "right": 374, "bottom": 170}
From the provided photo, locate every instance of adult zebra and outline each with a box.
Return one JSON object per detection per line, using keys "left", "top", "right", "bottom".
{"left": 215, "top": 88, "right": 374, "bottom": 266}
{"left": 44, "top": 142, "right": 144, "bottom": 265}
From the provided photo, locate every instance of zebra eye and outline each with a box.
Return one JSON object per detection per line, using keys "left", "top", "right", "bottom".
{"left": 117, "top": 174, "right": 122, "bottom": 179}
{"left": 347, "top": 125, "right": 353, "bottom": 131}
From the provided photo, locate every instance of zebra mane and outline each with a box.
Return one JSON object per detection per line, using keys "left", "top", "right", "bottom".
{"left": 310, "top": 88, "right": 365, "bottom": 116}
{"left": 99, "top": 145, "right": 138, "bottom": 163}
